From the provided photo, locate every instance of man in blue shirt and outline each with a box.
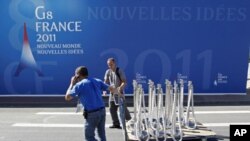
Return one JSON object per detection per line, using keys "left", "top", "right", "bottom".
{"left": 65, "top": 66, "right": 116, "bottom": 141}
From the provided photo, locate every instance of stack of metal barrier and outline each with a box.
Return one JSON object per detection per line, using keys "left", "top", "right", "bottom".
{"left": 127, "top": 79, "right": 197, "bottom": 141}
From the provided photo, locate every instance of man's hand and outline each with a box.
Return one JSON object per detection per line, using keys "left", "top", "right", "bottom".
{"left": 109, "top": 85, "right": 116, "bottom": 94}
{"left": 102, "top": 91, "right": 107, "bottom": 96}
{"left": 65, "top": 76, "right": 78, "bottom": 101}
{"left": 71, "top": 75, "right": 79, "bottom": 86}
{"left": 117, "top": 86, "right": 123, "bottom": 93}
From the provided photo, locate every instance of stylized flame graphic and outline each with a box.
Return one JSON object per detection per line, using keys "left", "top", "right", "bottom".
{"left": 15, "top": 23, "right": 43, "bottom": 76}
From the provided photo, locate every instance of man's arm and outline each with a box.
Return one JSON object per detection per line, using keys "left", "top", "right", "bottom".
{"left": 104, "top": 70, "right": 110, "bottom": 84}
{"left": 118, "top": 69, "right": 127, "bottom": 93}
{"left": 104, "top": 79, "right": 109, "bottom": 84}
{"left": 118, "top": 80, "right": 126, "bottom": 92}
{"left": 65, "top": 76, "right": 78, "bottom": 101}
{"left": 65, "top": 84, "right": 74, "bottom": 101}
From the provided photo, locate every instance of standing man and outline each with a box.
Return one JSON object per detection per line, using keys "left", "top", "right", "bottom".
{"left": 104, "top": 58, "right": 131, "bottom": 129}
{"left": 65, "top": 66, "right": 115, "bottom": 141}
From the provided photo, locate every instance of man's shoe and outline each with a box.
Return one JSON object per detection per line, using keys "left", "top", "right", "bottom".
{"left": 109, "top": 125, "right": 122, "bottom": 129}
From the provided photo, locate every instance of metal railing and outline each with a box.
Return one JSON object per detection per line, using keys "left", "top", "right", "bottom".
{"left": 127, "top": 79, "right": 197, "bottom": 141}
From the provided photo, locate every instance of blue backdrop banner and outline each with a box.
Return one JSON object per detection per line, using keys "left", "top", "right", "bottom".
{"left": 0, "top": 0, "right": 249, "bottom": 95}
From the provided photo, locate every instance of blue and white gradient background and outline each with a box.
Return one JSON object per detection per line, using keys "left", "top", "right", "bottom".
{"left": 0, "top": 0, "right": 249, "bottom": 95}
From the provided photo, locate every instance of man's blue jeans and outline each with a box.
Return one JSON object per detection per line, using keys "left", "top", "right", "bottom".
{"left": 84, "top": 108, "right": 106, "bottom": 141}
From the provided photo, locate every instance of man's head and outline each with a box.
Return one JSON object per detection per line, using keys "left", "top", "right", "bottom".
{"left": 75, "top": 66, "right": 88, "bottom": 79}
{"left": 107, "top": 58, "right": 116, "bottom": 71}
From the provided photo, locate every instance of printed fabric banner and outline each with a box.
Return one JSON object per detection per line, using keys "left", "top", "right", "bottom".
{"left": 0, "top": 0, "right": 249, "bottom": 95}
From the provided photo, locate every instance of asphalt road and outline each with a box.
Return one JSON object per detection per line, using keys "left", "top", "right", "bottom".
{"left": 0, "top": 106, "right": 250, "bottom": 141}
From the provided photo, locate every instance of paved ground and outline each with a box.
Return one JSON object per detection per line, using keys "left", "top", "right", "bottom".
{"left": 0, "top": 106, "right": 250, "bottom": 141}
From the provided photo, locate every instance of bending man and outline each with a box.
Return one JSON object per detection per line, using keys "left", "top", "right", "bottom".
{"left": 65, "top": 66, "right": 115, "bottom": 141}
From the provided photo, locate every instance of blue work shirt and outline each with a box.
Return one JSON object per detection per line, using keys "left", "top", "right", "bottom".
{"left": 69, "top": 77, "right": 109, "bottom": 111}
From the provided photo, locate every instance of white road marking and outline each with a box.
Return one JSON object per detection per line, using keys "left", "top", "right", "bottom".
{"left": 195, "top": 111, "right": 250, "bottom": 114}
{"left": 36, "top": 112, "right": 82, "bottom": 115}
{"left": 13, "top": 123, "right": 83, "bottom": 128}
{"left": 36, "top": 112, "right": 110, "bottom": 115}
{"left": 12, "top": 122, "right": 250, "bottom": 128}
{"left": 36, "top": 111, "right": 250, "bottom": 115}
{"left": 30, "top": 110, "right": 250, "bottom": 128}
{"left": 203, "top": 123, "right": 250, "bottom": 127}
{"left": 12, "top": 123, "right": 113, "bottom": 128}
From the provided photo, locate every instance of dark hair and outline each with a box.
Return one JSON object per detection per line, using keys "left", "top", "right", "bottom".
{"left": 107, "top": 58, "right": 115, "bottom": 63}
{"left": 75, "top": 66, "right": 88, "bottom": 77}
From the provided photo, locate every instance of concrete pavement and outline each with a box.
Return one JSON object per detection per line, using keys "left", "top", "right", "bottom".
{"left": 1, "top": 106, "right": 250, "bottom": 141}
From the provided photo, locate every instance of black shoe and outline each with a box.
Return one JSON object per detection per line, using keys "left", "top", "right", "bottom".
{"left": 126, "top": 117, "right": 132, "bottom": 121}
{"left": 109, "top": 125, "right": 122, "bottom": 129}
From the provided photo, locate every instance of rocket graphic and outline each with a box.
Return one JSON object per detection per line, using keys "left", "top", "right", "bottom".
{"left": 15, "top": 23, "right": 43, "bottom": 77}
